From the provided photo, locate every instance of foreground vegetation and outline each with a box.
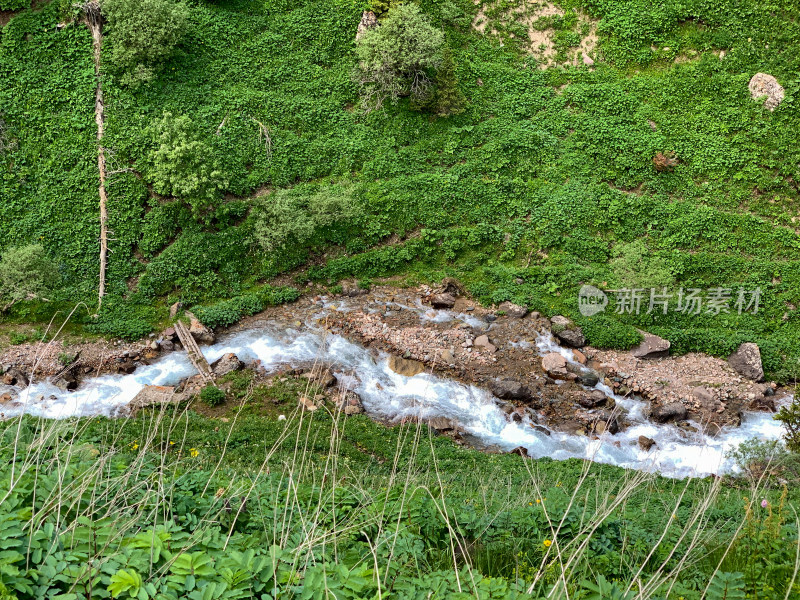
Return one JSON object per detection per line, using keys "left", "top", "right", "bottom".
{"left": 1, "top": 394, "right": 800, "bottom": 599}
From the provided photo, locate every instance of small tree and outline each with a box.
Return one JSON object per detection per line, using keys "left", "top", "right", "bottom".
{"left": 434, "top": 47, "right": 465, "bottom": 117}
{"left": 0, "top": 245, "right": 59, "bottom": 312}
{"left": 148, "top": 113, "right": 227, "bottom": 216}
{"left": 354, "top": 3, "right": 444, "bottom": 111}
{"left": 102, "top": 0, "right": 189, "bottom": 86}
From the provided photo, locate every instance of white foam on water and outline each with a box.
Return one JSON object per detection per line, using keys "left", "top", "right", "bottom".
{"left": 0, "top": 317, "right": 789, "bottom": 479}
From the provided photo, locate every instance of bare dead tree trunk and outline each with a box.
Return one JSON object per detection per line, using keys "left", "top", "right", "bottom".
{"left": 83, "top": 1, "right": 108, "bottom": 311}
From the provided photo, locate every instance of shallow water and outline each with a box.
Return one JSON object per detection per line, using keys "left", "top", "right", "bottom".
{"left": 0, "top": 305, "right": 788, "bottom": 479}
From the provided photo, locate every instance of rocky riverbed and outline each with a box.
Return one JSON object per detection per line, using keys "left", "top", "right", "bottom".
{"left": 0, "top": 283, "right": 787, "bottom": 440}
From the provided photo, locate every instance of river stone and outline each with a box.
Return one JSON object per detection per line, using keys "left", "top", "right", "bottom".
{"left": 592, "top": 412, "right": 619, "bottom": 435}
{"left": 572, "top": 349, "right": 587, "bottom": 364}
{"left": 556, "top": 327, "right": 586, "bottom": 348}
{"left": 577, "top": 390, "right": 607, "bottom": 408}
{"left": 638, "top": 436, "right": 656, "bottom": 451}
{"left": 577, "top": 370, "right": 600, "bottom": 387}
{"left": 542, "top": 353, "right": 568, "bottom": 376}
{"left": 428, "top": 416, "right": 456, "bottom": 431}
{"left": 440, "top": 349, "right": 455, "bottom": 364}
{"left": 129, "top": 385, "right": 179, "bottom": 412}
{"left": 474, "top": 335, "right": 497, "bottom": 353}
{"left": 631, "top": 332, "right": 670, "bottom": 359}
{"left": 490, "top": 379, "right": 532, "bottom": 401}
{"left": 211, "top": 353, "right": 244, "bottom": 378}
{"left": 2, "top": 368, "right": 28, "bottom": 388}
{"left": 388, "top": 355, "right": 424, "bottom": 377}
{"left": 728, "top": 342, "right": 764, "bottom": 382}
{"left": 188, "top": 314, "right": 216, "bottom": 345}
{"left": 498, "top": 301, "right": 528, "bottom": 318}
{"left": 650, "top": 402, "right": 687, "bottom": 423}
{"left": 749, "top": 73, "right": 784, "bottom": 110}
{"left": 301, "top": 366, "right": 337, "bottom": 388}
{"left": 430, "top": 293, "right": 456, "bottom": 309}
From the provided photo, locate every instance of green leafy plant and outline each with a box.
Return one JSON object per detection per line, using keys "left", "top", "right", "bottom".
{"left": 102, "top": 0, "right": 189, "bottom": 86}
{"left": 354, "top": 3, "right": 444, "bottom": 110}
{"left": 580, "top": 315, "right": 643, "bottom": 350}
{"left": 199, "top": 385, "right": 225, "bottom": 407}
{"left": 707, "top": 571, "right": 746, "bottom": 600}
{"left": 146, "top": 113, "right": 228, "bottom": 215}
{"left": 0, "top": 244, "right": 58, "bottom": 312}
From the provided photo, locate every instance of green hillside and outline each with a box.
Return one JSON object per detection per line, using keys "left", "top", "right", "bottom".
{"left": 1, "top": 0, "right": 799, "bottom": 377}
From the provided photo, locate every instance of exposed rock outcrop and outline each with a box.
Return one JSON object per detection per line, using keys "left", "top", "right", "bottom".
{"left": 728, "top": 342, "right": 764, "bottom": 382}
{"left": 631, "top": 332, "right": 670, "bottom": 359}
{"left": 749, "top": 73, "right": 784, "bottom": 110}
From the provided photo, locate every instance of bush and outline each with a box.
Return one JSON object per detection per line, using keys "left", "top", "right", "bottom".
{"left": 102, "top": 0, "right": 189, "bottom": 86}
{"left": 252, "top": 184, "right": 363, "bottom": 253}
{"left": 192, "top": 287, "right": 300, "bottom": 329}
{"left": 147, "top": 113, "right": 228, "bottom": 215}
{"left": 0, "top": 244, "right": 59, "bottom": 312}
{"left": 354, "top": 3, "right": 444, "bottom": 110}
{"left": 199, "top": 385, "right": 225, "bottom": 407}
{"left": 580, "top": 315, "right": 643, "bottom": 349}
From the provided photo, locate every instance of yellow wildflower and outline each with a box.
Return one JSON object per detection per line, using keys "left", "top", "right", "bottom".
{"left": 131, "top": 442, "right": 139, "bottom": 450}
{"left": 543, "top": 539, "right": 552, "bottom": 548}
{"left": 535, "top": 498, "right": 541, "bottom": 504}
{"left": 190, "top": 448, "right": 199, "bottom": 458}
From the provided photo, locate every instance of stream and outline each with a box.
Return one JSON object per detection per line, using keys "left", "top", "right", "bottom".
{"left": 0, "top": 302, "right": 788, "bottom": 479}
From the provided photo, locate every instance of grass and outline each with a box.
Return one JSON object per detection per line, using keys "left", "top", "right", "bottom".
{"left": 1, "top": 381, "right": 799, "bottom": 598}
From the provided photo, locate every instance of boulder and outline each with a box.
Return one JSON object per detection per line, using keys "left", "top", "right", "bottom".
{"left": 490, "top": 379, "right": 532, "bottom": 401}
{"left": 0, "top": 392, "right": 14, "bottom": 404}
{"left": 2, "top": 368, "right": 28, "bottom": 388}
{"left": 728, "top": 342, "right": 764, "bottom": 382}
{"left": 592, "top": 412, "right": 619, "bottom": 435}
{"left": 474, "top": 335, "right": 497, "bottom": 353}
{"left": 169, "top": 301, "right": 183, "bottom": 319}
{"left": 301, "top": 366, "right": 337, "bottom": 388}
{"left": 299, "top": 396, "right": 318, "bottom": 411}
{"left": 430, "top": 293, "right": 456, "bottom": 309}
{"left": 188, "top": 314, "right": 215, "bottom": 345}
{"left": 388, "top": 355, "right": 425, "bottom": 377}
{"left": 650, "top": 402, "right": 687, "bottom": 423}
{"left": 550, "top": 316, "right": 586, "bottom": 347}
{"left": 577, "top": 370, "right": 600, "bottom": 387}
{"left": 498, "top": 301, "right": 528, "bottom": 318}
{"left": 577, "top": 390, "right": 607, "bottom": 409}
{"left": 509, "top": 446, "right": 529, "bottom": 458}
{"left": 129, "top": 385, "right": 179, "bottom": 412}
{"left": 355, "top": 10, "right": 378, "bottom": 41}
{"left": 439, "top": 349, "right": 455, "bottom": 364}
{"left": 572, "top": 349, "right": 587, "bottom": 364}
{"left": 542, "top": 353, "right": 568, "bottom": 377}
{"left": 53, "top": 372, "right": 78, "bottom": 392}
{"left": 631, "top": 332, "right": 670, "bottom": 359}
{"left": 428, "top": 416, "right": 457, "bottom": 431}
{"left": 638, "top": 436, "right": 656, "bottom": 451}
{"left": 211, "top": 353, "right": 244, "bottom": 378}
{"left": 749, "top": 73, "right": 784, "bottom": 110}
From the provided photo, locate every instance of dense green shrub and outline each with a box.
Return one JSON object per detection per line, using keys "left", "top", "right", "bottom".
{"left": 199, "top": 384, "right": 225, "bottom": 406}
{"left": 0, "top": 244, "right": 59, "bottom": 312}
{"left": 580, "top": 315, "right": 643, "bottom": 349}
{"left": 102, "top": 0, "right": 189, "bottom": 86}
{"left": 192, "top": 287, "right": 299, "bottom": 329}
{"left": 252, "top": 184, "right": 363, "bottom": 253}
{"left": 354, "top": 3, "right": 444, "bottom": 110}
{"left": 85, "top": 297, "right": 155, "bottom": 340}
{"left": 146, "top": 113, "right": 228, "bottom": 215}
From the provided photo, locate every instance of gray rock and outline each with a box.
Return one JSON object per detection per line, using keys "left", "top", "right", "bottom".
{"left": 577, "top": 390, "right": 607, "bottom": 408}
{"left": 631, "top": 332, "right": 670, "bottom": 359}
{"left": 129, "top": 385, "right": 180, "bottom": 412}
{"left": 169, "top": 301, "right": 183, "bottom": 319}
{"left": 428, "top": 416, "right": 457, "bottom": 431}
{"left": 550, "top": 315, "right": 573, "bottom": 329}
{"left": 211, "top": 353, "right": 244, "bottom": 378}
{"left": 490, "top": 379, "right": 532, "bottom": 401}
{"left": 498, "top": 301, "right": 528, "bottom": 318}
{"left": 577, "top": 370, "right": 600, "bottom": 387}
{"left": 2, "top": 368, "right": 28, "bottom": 388}
{"left": 728, "top": 342, "right": 764, "bottom": 382}
{"left": 592, "top": 412, "right": 619, "bottom": 434}
{"left": 749, "top": 73, "right": 784, "bottom": 110}
{"left": 430, "top": 293, "right": 456, "bottom": 309}
{"left": 301, "top": 366, "right": 337, "bottom": 388}
{"left": 555, "top": 327, "right": 586, "bottom": 348}
{"left": 650, "top": 402, "right": 688, "bottom": 423}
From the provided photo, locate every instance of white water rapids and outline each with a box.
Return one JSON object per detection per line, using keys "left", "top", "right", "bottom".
{"left": 0, "top": 302, "right": 788, "bottom": 479}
